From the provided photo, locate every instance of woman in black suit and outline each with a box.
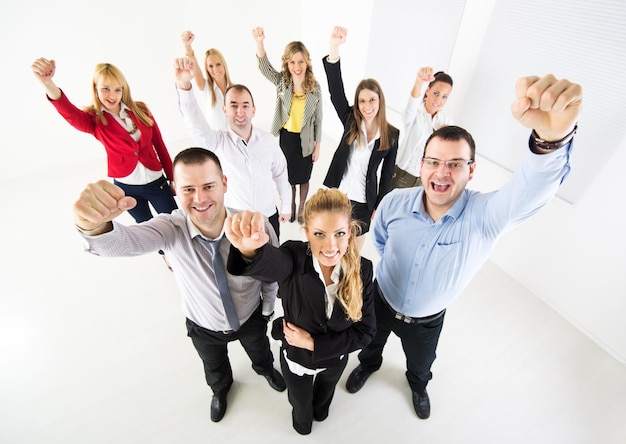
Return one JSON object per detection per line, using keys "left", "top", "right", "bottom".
{"left": 322, "top": 26, "right": 399, "bottom": 250}
{"left": 225, "top": 188, "right": 375, "bottom": 435}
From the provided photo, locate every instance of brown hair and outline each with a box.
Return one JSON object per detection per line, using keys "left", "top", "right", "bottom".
{"left": 347, "top": 78, "right": 396, "bottom": 151}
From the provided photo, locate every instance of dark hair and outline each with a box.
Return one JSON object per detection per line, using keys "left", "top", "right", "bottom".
{"left": 424, "top": 125, "right": 476, "bottom": 160}
{"left": 224, "top": 84, "right": 255, "bottom": 106}
{"left": 173, "top": 147, "right": 223, "bottom": 174}
{"left": 429, "top": 71, "right": 453, "bottom": 89}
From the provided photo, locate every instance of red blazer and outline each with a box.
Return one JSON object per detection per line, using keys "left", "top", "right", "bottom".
{"left": 49, "top": 91, "right": 173, "bottom": 180}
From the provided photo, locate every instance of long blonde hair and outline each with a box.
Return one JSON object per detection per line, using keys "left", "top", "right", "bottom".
{"left": 281, "top": 41, "right": 316, "bottom": 93}
{"left": 204, "top": 48, "right": 232, "bottom": 107}
{"left": 303, "top": 188, "right": 363, "bottom": 321}
{"left": 87, "top": 63, "right": 153, "bottom": 126}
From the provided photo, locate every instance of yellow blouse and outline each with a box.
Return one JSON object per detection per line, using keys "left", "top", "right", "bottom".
{"left": 283, "top": 92, "right": 306, "bottom": 133}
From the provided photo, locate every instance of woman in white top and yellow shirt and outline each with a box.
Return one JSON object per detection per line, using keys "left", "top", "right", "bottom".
{"left": 253, "top": 26, "right": 323, "bottom": 224}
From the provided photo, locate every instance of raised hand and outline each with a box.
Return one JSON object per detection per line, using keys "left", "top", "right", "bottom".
{"left": 330, "top": 26, "right": 348, "bottom": 47}
{"left": 511, "top": 74, "right": 582, "bottom": 141}
{"left": 224, "top": 210, "right": 270, "bottom": 258}
{"left": 252, "top": 26, "right": 265, "bottom": 43}
{"left": 417, "top": 66, "right": 435, "bottom": 84}
{"left": 31, "top": 57, "right": 61, "bottom": 100}
{"left": 329, "top": 26, "right": 348, "bottom": 61}
{"left": 181, "top": 30, "right": 195, "bottom": 47}
{"left": 73, "top": 180, "right": 136, "bottom": 232}
{"left": 31, "top": 57, "right": 56, "bottom": 80}
{"left": 173, "top": 57, "right": 195, "bottom": 90}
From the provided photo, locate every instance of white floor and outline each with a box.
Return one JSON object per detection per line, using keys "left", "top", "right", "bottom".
{"left": 2, "top": 150, "right": 626, "bottom": 444}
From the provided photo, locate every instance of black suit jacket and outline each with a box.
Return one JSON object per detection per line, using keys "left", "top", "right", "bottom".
{"left": 322, "top": 57, "right": 399, "bottom": 212}
{"left": 227, "top": 240, "right": 376, "bottom": 369}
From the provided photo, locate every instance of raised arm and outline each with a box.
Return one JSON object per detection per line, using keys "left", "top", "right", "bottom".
{"left": 511, "top": 74, "right": 582, "bottom": 144}
{"left": 31, "top": 57, "right": 62, "bottom": 100}
{"left": 252, "top": 26, "right": 267, "bottom": 58}
{"left": 411, "top": 67, "right": 435, "bottom": 98}
{"left": 174, "top": 57, "right": 220, "bottom": 149}
{"left": 253, "top": 27, "right": 283, "bottom": 86}
{"left": 328, "top": 26, "right": 347, "bottom": 62}
{"left": 180, "top": 30, "right": 206, "bottom": 91}
{"left": 323, "top": 27, "right": 351, "bottom": 122}
{"left": 224, "top": 211, "right": 270, "bottom": 259}
{"left": 73, "top": 180, "right": 137, "bottom": 235}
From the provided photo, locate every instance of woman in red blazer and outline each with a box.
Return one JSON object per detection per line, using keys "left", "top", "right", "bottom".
{"left": 225, "top": 188, "right": 376, "bottom": 435}
{"left": 31, "top": 58, "right": 177, "bottom": 228}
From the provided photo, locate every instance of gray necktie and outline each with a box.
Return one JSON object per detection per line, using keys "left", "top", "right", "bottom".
{"left": 206, "top": 238, "right": 240, "bottom": 331}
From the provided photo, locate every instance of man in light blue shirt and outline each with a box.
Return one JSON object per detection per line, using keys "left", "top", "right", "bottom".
{"left": 345, "top": 74, "right": 582, "bottom": 420}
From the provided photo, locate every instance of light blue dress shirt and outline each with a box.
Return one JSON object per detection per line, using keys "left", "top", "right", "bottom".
{"left": 372, "top": 142, "right": 572, "bottom": 318}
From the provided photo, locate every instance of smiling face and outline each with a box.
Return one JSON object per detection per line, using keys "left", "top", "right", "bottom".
{"left": 223, "top": 87, "right": 256, "bottom": 138}
{"left": 357, "top": 88, "right": 380, "bottom": 124}
{"left": 287, "top": 51, "right": 307, "bottom": 81}
{"left": 173, "top": 159, "right": 227, "bottom": 237}
{"left": 305, "top": 211, "right": 351, "bottom": 271}
{"left": 420, "top": 136, "right": 475, "bottom": 221}
{"left": 95, "top": 77, "right": 123, "bottom": 115}
{"left": 206, "top": 54, "right": 225, "bottom": 82}
{"left": 423, "top": 81, "right": 452, "bottom": 116}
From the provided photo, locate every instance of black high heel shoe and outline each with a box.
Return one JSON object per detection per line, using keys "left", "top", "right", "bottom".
{"left": 289, "top": 202, "right": 296, "bottom": 223}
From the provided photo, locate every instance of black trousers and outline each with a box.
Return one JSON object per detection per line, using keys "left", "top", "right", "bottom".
{"left": 357, "top": 283, "right": 445, "bottom": 393}
{"left": 186, "top": 306, "right": 274, "bottom": 397}
{"left": 280, "top": 348, "right": 348, "bottom": 435}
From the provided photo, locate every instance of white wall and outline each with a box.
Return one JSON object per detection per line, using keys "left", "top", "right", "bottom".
{"left": 2, "top": 0, "right": 624, "bottom": 364}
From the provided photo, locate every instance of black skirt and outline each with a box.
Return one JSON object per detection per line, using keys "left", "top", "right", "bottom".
{"left": 279, "top": 128, "right": 313, "bottom": 185}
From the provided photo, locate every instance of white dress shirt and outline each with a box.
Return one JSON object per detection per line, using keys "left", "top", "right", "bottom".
{"left": 177, "top": 87, "right": 291, "bottom": 217}
{"left": 396, "top": 98, "right": 453, "bottom": 176}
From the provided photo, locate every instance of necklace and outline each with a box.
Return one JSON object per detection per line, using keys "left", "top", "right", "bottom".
{"left": 123, "top": 115, "right": 137, "bottom": 135}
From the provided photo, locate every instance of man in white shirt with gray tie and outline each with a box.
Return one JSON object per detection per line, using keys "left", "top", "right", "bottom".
{"left": 72, "top": 147, "right": 286, "bottom": 423}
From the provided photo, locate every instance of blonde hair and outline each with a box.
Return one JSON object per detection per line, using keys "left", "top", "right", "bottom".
{"left": 348, "top": 78, "right": 397, "bottom": 151}
{"left": 281, "top": 41, "right": 316, "bottom": 93}
{"left": 303, "top": 188, "right": 363, "bottom": 321}
{"left": 87, "top": 63, "right": 153, "bottom": 126}
{"left": 204, "top": 48, "right": 232, "bottom": 107}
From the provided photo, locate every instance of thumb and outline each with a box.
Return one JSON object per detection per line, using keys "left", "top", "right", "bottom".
{"left": 118, "top": 196, "right": 137, "bottom": 211}
{"left": 510, "top": 96, "right": 531, "bottom": 123}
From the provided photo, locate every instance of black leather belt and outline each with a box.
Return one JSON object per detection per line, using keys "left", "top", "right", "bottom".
{"left": 376, "top": 281, "right": 445, "bottom": 324}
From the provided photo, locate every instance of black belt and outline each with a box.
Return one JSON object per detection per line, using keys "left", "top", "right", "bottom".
{"left": 376, "top": 281, "right": 445, "bottom": 324}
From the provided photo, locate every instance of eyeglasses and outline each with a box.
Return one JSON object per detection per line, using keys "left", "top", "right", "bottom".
{"left": 422, "top": 157, "right": 474, "bottom": 170}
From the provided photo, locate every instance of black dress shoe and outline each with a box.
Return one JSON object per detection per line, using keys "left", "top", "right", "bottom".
{"left": 210, "top": 394, "right": 228, "bottom": 422}
{"left": 345, "top": 364, "right": 373, "bottom": 393}
{"left": 263, "top": 368, "right": 286, "bottom": 392}
{"left": 412, "top": 389, "right": 430, "bottom": 419}
{"left": 313, "top": 409, "right": 328, "bottom": 422}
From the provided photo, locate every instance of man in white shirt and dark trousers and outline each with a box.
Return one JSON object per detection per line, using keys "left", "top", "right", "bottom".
{"left": 174, "top": 56, "right": 292, "bottom": 239}
{"left": 72, "top": 148, "right": 286, "bottom": 423}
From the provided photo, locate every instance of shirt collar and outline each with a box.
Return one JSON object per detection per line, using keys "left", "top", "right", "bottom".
{"left": 413, "top": 188, "right": 468, "bottom": 223}
{"left": 186, "top": 210, "right": 229, "bottom": 242}
{"left": 311, "top": 252, "right": 342, "bottom": 285}
{"left": 226, "top": 125, "right": 256, "bottom": 146}
{"left": 102, "top": 101, "right": 130, "bottom": 116}
{"left": 359, "top": 120, "right": 380, "bottom": 146}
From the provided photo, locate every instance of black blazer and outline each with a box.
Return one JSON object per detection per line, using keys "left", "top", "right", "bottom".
{"left": 227, "top": 240, "right": 376, "bottom": 369}
{"left": 322, "top": 57, "right": 399, "bottom": 212}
